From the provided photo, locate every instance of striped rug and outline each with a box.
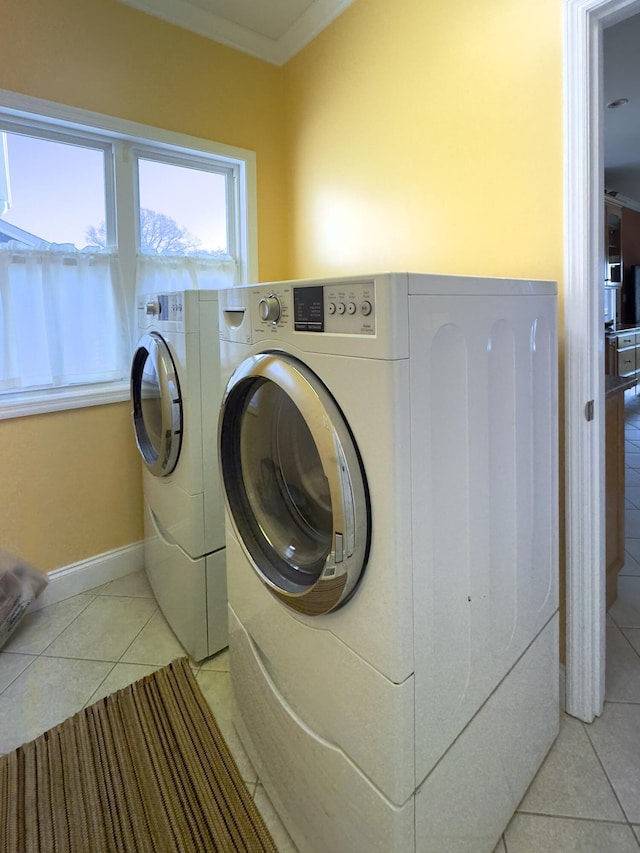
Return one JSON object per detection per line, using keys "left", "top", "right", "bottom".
{"left": 0, "top": 657, "right": 277, "bottom": 852}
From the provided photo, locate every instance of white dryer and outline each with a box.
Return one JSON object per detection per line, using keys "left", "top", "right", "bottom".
{"left": 217, "top": 273, "right": 559, "bottom": 853}
{"left": 131, "top": 289, "right": 227, "bottom": 662}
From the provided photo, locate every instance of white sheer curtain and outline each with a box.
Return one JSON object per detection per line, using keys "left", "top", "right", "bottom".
{"left": 136, "top": 254, "right": 237, "bottom": 296}
{"left": 0, "top": 243, "right": 130, "bottom": 393}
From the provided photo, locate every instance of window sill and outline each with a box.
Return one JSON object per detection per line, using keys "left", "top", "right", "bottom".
{"left": 0, "top": 381, "right": 131, "bottom": 420}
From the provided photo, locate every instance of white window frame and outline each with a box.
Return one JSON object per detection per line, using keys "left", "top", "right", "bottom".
{"left": 0, "top": 89, "right": 258, "bottom": 421}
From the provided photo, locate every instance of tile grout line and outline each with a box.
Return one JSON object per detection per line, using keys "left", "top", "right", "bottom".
{"left": 35, "top": 588, "right": 104, "bottom": 658}
{"left": 115, "top": 601, "right": 160, "bottom": 663}
{"left": 36, "top": 582, "right": 158, "bottom": 710}
{"left": 616, "top": 625, "right": 640, "bottom": 666}
{"left": 514, "top": 808, "right": 636, "bottom": 827}
{"left": 0, "top": 585, "right": 101, "bottom": 677}
{"left": 0, "top": 652, "right": 39, "bottom": 699}
{"left": 580, "top": 709, "right": 640, "bottom": 841}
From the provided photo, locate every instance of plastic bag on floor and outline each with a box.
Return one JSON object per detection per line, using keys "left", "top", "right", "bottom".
{"left": 0, "top": 551, "right": 48, "bottom": 650}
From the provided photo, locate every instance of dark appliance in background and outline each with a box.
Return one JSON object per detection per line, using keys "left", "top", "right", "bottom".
{"left": 622, "top": 265, "right": 640, "bottom": 325}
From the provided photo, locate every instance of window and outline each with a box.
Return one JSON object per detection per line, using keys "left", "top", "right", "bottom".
{"left": 1, "top": 131, "right": 109, "bottom": 248}
{"left": 137, "top": 155, "right": 229, "bottom": 254}
{"left": 133, "top": 149, "right": 240, "bottom": 299}
{"left": 0, "top": 128, "right": 125, "bottom": 399}
{"left": 0, "top": 90, "right": 257, "bottom": 419}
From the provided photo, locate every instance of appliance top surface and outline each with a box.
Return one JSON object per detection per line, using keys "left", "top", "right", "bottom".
{"left": 229, "top": 272, "right": 557, "bottom": 296}
{"left": 138, "top": 288, "right": 223, "bottom": 306}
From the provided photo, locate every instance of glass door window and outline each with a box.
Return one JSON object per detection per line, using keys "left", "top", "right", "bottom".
{"left": 240, "top": 379, "right": 333, "bottom": 582}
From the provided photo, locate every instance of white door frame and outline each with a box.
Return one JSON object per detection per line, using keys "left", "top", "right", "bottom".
{"left": 564, "top": 0, "right": 640, "bottom": 721}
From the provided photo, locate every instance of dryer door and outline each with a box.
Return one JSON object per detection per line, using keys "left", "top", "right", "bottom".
{"left": 131, "top": 332, "right": 182, "bottom": 477}
{"left": 219, "top": 352, "right": 370, "bottom": 615}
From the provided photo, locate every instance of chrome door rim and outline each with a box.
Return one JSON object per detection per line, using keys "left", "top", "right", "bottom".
{"left": 219, "top": 351, "right": 370, "bottom": 614}
{"left": 131, "top": 332, "right": 183, "bottom": 477}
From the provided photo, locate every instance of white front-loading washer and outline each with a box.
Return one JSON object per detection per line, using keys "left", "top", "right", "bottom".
{"left": 131, "top": 289, "right": 227, "bottom": 661}
{"left": 217, "top": 272, "right": 559, "bottom": 852}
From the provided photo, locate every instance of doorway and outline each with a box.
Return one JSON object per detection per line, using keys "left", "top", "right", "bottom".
{"left": 564, "top": 0, "right": 640, "bottom": 722}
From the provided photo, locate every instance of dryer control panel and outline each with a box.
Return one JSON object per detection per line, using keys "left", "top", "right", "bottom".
{"left": 138, "top": 292, "right": 185, "bottom": 332}
{"left": 253, "top": 281, "right": 376, "bottom": 336}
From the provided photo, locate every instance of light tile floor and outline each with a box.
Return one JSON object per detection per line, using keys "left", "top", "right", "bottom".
{"left": 5, "top": 395, "right": 640, "bottom": 851}
{"left": 491, "top": 389, "right": 640, "bottom": 852}
{"left": 0, "top": 570, "right": 297, "bottom": 851}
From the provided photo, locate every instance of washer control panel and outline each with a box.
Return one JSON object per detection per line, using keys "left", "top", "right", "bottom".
{"left": 248, "top": 281, "right": 375, "bottom": 336}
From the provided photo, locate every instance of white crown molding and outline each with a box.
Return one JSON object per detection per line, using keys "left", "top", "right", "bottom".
{"left": 606, "top": 190, "right": 640, "bottom": 213}
{"left": 117, "top": 0, "right": 353, "bottom": 65}
{"left": 275, "top": 0, "right": 354, "bottom": 64}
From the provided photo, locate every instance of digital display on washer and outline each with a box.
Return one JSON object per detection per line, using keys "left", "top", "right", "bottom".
{"left": 294, "top": 285, "right": 324, "bottom": 332}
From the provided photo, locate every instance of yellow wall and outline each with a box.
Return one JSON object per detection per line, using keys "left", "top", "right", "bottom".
{"left": 0, "top": 0, "right": 565, "bottom": 592}
{"left": 0, "top": 0, "right": 287, "bottom": 572}
{"left": 0, "top": 405, "right": 142, "bottom": 572}
{"left": 282, "top": 0, "right": 565, "bottom": 642}
{"left": 283, "top": 0, "right": 563, "bottom": 283}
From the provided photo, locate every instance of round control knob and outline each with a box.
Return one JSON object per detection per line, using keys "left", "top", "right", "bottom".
{"left": 258, "top": 295, "right": 281, "bottom": 323}
{"left": 361, "top": 300, "right": 372, "bottom": 316}
{"left": 337, "top": 302, "right": 346, "bottom": 315}
{"left": 328, "top": 302, "right": 337, "bottom": 315}
{"left": 347, "top": 302, "right": 357, "bottom": 315}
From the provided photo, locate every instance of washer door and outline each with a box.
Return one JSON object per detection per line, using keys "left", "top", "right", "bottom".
{"left": 131, "top": 332, "right": 182, "bottom": 477}
{"left": 219, "top": 352, "right": 370, "bottom": 615}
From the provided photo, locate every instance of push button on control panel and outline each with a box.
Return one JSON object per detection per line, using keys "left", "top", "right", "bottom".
{"left": 291, "top": 281, "right": 375, "bottom": 335}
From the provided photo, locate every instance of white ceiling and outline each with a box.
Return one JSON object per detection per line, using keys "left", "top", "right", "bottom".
{"left": 604, "top": 13, "right": 640, "bottom": 204}
{"left": 115, "top": 0, "right": 353, "bottom": 65}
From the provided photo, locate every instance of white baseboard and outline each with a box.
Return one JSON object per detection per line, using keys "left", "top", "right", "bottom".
{"left": 32, "top": 542, "right": 145, "bottom": 611}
